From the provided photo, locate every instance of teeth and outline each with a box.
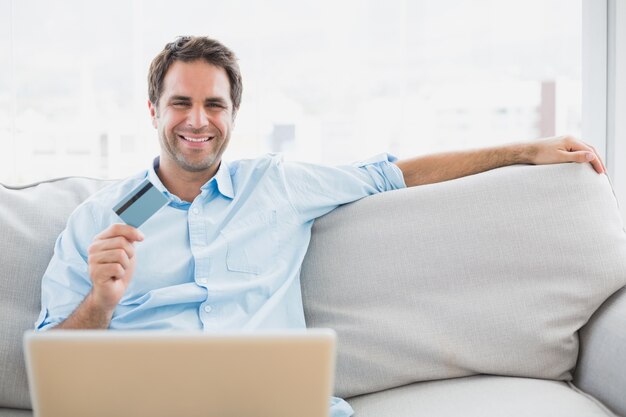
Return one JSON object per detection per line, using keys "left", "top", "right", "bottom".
{"left": 183, "top": 136, "right": 210, "bottom": 142}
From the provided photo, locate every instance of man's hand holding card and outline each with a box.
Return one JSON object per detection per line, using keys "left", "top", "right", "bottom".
{"left": 87, "top": 224, "right": 144, "bottom": 311}
{"left": 86, "top": 179, "right": 170, "bottom": 312}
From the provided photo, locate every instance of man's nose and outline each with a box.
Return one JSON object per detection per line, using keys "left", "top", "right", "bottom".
{"left": 187, "top": 105, "right": 209, "bottom": 129}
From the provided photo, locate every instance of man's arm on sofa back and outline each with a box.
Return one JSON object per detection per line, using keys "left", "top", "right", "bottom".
{"left": 575, "top": 286, "right": 626, "bottom": 417}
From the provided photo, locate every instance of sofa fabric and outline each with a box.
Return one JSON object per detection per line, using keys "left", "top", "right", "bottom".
{"left": 0, "top": 409, "right": 32, "bottom": 417}
{"left": 0, "top": 178, "right": 112, "bottom": 409}
{"left": 301, "top": 163, "right": 626, "bottom": 398}
{"left": 1, "top": 164, "right": 624, "bottom": 416}
{"left": 347, "top": 375, "right": 617, "bottom": 417}
{"left": 575, "top": 286, "right": 626, "bottom": 417}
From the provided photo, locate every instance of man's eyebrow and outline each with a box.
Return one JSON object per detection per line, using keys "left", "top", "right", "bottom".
{"left": 168, "top": 95, "right": 191, "bottom": 102}
{"left": 167, "top": 96, "right": 229, "bottom": 106}
{"left": 205, "top": 97, "right": 229, "bottom": 106}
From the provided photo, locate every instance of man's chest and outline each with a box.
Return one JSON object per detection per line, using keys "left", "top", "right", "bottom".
{"left": 122, "top": 193, "right": 300, "bottom": 296}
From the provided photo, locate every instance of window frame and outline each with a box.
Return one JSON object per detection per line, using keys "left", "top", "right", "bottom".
{"left": 583, "top": 0, "right": 626, "bottom": 219}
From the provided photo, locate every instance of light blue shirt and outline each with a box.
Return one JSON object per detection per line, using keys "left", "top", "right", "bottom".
{"left": 36, "top": 152, "right": 406, "bottom": 416}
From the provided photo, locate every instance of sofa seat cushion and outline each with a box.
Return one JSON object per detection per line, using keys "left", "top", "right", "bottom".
{"left": 347, "top": 375, "right": 617, "bottom": 417}
{"left": 0, "top": 409, "right": 32, "bottom": 417}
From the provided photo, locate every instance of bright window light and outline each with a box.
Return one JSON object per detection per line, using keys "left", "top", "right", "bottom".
{"left": 0, "top": 0, "right": 581, "bottom": 185}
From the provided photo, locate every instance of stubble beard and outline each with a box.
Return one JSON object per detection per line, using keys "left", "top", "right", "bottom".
{"left": 160, "top": 128, "right": 229, "bottom": 173}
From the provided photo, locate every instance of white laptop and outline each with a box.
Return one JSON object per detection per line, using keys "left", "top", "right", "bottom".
{"left": 23, "top": 329, "right": 336, "bottom": 417}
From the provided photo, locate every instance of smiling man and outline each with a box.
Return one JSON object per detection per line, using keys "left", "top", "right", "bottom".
{"left": 35, "top": 36, "right": 606, "bottom": 417}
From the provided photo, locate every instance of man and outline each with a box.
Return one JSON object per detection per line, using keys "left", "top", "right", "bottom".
{"left": 35, "top": 36, "right": 606, "bottom": 416}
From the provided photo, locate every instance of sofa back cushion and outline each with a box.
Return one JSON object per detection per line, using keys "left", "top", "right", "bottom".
{"left": 300, "top": 163, "right": 626, "bottom": 399}
{"left": 0, "top": 178, "right": 112, "bottom": 409}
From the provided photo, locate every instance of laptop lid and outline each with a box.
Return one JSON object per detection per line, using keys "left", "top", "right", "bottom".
{"left": 24, "top": 329, "right": 336, "bottom": 417}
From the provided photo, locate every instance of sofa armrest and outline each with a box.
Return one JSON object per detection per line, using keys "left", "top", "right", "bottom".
{"left": 574, "top": 286, "right": 626, "bottom": 417}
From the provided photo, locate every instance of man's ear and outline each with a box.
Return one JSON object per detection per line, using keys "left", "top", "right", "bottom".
{"left": 231, "top": 107, "right": 238, "bottom": 125}
{"left": 148, "top": 99, "right": 158, "bottom": 129}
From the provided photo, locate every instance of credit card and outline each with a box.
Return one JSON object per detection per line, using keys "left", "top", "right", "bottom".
{"left": 112, "top": 178, "right": 170, "bottom": 228}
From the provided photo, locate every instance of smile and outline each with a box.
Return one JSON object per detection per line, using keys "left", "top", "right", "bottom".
{"left": 178, "top": 135, "right": 214, "bottom": 142}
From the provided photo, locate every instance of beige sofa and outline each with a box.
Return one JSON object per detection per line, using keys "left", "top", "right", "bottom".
{"left": 1, "top": 162, "right": 625, "bottom": 416}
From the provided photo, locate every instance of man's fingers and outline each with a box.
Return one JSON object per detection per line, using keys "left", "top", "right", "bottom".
{"left": 89, "top": 236, "right": 136, "bottom": 259}
{"left": 95, "top": 223, "right": 144, "bottom": 243}
{"left": 90, "top": 249, "right": 132, "bottom": 271}
{"left": 583, "top": 142, "right": 607, "bottom": 173}
{"left": 534, "top": 136, "right": 606, "bottom": 174}
{"left": 559, "top": 150, "right": 604, "bottom": 174}
{"left": 99, "top": 263, "right": 126, "bottom": 281}
{"left": 589, "top": 155, "right": 605, "bottom": 174}
{"left": 559, "top": 149, "right": 595, "bottom": 162}
{"left": 563, "top": 137, "right": 606, "bottom": 174}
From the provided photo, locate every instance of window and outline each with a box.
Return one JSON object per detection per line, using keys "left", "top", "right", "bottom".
{"left": 1, "top": 0, "right": 582, "bottom": 185}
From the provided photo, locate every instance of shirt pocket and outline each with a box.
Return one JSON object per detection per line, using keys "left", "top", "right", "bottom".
{"left": 220, "top": 210, "right": 278, "bottom": 275}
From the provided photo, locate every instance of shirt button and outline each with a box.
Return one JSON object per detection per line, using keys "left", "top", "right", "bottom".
{"left": 191, "top": 207, "right": 199, "bottom": 215}
{"left": 204, "top": 305, "right": 213, "bottom": 313}
{"left": 198, "top": 278, "right": 208, "bottom": 284}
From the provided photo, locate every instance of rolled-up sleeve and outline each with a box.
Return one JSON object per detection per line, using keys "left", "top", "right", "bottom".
{"left": 352, "top": 153, "right": 406, "bottom": 191}
{"left": 35, "top": 202, "right": 99, "bottom": 331}
{"left": 279, "top": 153, "right": 406, "bottom": 224}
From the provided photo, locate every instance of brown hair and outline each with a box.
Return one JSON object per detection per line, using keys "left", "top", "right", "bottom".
{"left": 148, "top": 36, "right": 242, "bottom": 111}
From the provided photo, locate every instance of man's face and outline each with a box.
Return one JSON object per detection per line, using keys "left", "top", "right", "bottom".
{"left": 148, "top": 60, "right": 235, "bottom": 173}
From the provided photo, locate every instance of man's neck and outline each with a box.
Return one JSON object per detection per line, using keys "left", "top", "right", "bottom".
{"left": 156, "top": 158, "right": 219, "bottom": 203}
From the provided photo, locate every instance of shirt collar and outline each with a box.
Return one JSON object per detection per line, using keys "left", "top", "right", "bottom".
{"left": 203, "top": 158, "right": 234, "bottom": 199}
{"left": 147, "top": 157, "right": 170, "bottom": 197}
{"left": 148, "top": 156, "right": 234, "bottom": 201}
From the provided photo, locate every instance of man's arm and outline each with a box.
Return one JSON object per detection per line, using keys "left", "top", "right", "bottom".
{"left": 50, "top": 224, "right": 143, "bottom": 330}
{"left": 53, "top": 291, "right": 115, "bottom": 330}
{"left": 395, "top": 135, "right": 606, "bottom": 187}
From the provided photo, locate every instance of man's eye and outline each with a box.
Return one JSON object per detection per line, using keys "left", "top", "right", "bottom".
{"left": 207, "top": 103, "right": 223, "bottom": 108}
{"left": 172, "top": 102, "right": 189, "bottom": 107}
